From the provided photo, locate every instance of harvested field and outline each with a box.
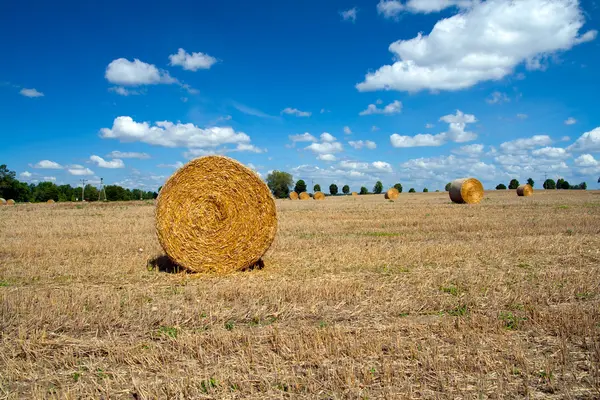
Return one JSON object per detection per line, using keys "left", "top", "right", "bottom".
{"left": 1, "top": 190, "right": 600, "bottom": 399}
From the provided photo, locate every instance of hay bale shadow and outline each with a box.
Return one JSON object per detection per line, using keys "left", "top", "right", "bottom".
{"left": 243, "top": 258, "right": 265, "bottom": 271}
{"left": 147, "top": 255, "right": 186, "bottom": 274}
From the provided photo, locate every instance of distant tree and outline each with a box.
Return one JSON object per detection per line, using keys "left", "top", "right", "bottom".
{"left": 581, "top": 182, "right": 587, "bottom": 190}
{"left": 496, "top": 183, "right": 507, "bottom": 190}
{"left": 423, "top": 188, "right": 429, "bottom": 192}
{"left": 445, "top": 182, "right": 451, "bottom": 191}
{"left": 266, "top": 171, "right": 293, "bottom": 198}
{"left": 393, "top": 183, "right": 403, "bottom": 193}
{"left": 557, "top": 178, "right": 566, "bottom": 189}
{"left": 435, "top": 190, "right": 440, "bottom": 192}
{"left": 329, "top": 184, "right": 338, "bottom": 195}
{"left": 509, "top": 179, "right": 520, "bottom": 189}
{"left": 313, "top": 184, "right": 321, "bottom": 192}
{"left": 360, "top": 186, "right": 368, "bottom": 195}
{"left": 294, "top": 179, "right": 307, "bottom": 194}
{"left": 543, "top": 179, "right": 556, "bottom": 189}
{"left": 0, "top": 164, "right": 30, "bottom": 202}
{"left": 132, "top": 189, "right": 143, "bottom": 200}
{"left": 83, "top": 184, "right": 98, "bottom": 202}
{"left": 560, "top": 180, "right": 570, "bottom": 190}
{"left": 373, "top": 181, "right": 383, "bottom": 194}
{"left": 527, "top": 177, "right": 534, "bottom": 188}
{"left": 408, "top": 188, "right": 416, "bottom": 193}
{"left": 33, "top": 182, "right": 60, "bottom": 202}
{"left": 342, "top": 185, "right": 350, "bottom": 194}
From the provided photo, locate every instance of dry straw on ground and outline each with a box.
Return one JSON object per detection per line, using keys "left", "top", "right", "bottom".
{"left": 155, "top": 155, "right": 277, "bottom": 273}
{"left": 299, "top": 192, "right": 310, "bottom": 200}
{"left": 449, "top": 178, "right": 484, "bottom": 204}
{"left": 517, "top": 184, "right": 533, "bottom": 197}
{"left": 289, "top": 191, "right": 299, "bottom": 200}
{"left": 6, "top": 199, "right": 15, "bottom": 205}
{"left": 314, "top": 191, "right": 325, "bottom": 200}
{"left": 0, "top": 198, "right": 5, "bottom": 205}
{"left": 384, "top": 188, "right": 399, "bottom": 200}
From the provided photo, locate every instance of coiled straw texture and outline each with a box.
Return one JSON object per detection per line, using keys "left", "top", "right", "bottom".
{"left": 313, "top": 191, "right": 325, "bottom": 200}
{"left": 384, "top": 188, "right": 399, "bottom": 200}
{"left": 6, "top": 199, "right": 15, "bottom": 206}
{"left": 449, "top": 178, "right": 484, "bottom": 204}
{"left": 155, "top": 156, "right": 278, "bottom": 273}
{"left": 289, "top": 191, "right": 299, "bottom": 200}
{"left": 299, "top": 192, "right": 310, "bottom": 200}
{"left": 517, "top": 184, "right": 533, "bottom": 196}
{"left": 0, "top": 198, "right": 5, "bottom": 205}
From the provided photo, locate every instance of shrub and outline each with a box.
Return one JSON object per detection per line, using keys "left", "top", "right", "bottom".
{"left": 408, "top": 188, "right": 415, "bottom": 193}
{"left": 496, "top": 183, "right": 507, "bottom": 190}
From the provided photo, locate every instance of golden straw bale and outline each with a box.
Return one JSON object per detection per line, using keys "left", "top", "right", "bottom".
{"left": 299, "top": 192, "right": 310, "bottom": 200}
{"left": 6, "top": 199, "right": 15, "bottom": 205}
{"left": 384, "top": 188, "right": 399, "bottom": 200}
{"left": 47, "top": 199, "right": 55, "bottom": 204}
{"left": 517, "top": 184, "right": 533, "bottom": 197}
{"left": 449, "top": 178, "right": 484, "bottom": 204}
{"left": 313, "top": 191, "right": 325, "bottom": 200}
{"left": 351, "top": 192, "right": 358, "bottom": 197}
{"left": 155, "top": 155, "right": 277, "bottom": 273}
{"left": 0, "top": 198, "right": 6, "bottom": 205}
{"left": 289, "top": 191, "right": 299, "bottom": 200}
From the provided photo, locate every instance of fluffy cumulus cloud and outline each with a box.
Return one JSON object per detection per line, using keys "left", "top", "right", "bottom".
{"left": 281, "top": 107, "right": 311, "bottom": 117}
{"left": 359, "top": 100, "right": 402, "bottom": 116}
{"left": 68, "top": 166, "right": 94, "bottom": 176}
{"left": 20, "top": 171, "right": 32, "bottom": 179}
{"left": 574, "top": 154, "right": 598, "bottom": 167}
{"left": 359, "top": 0, "right": 597, "bottom": 92}
{"left": 344, "top": 126, "right": 352, "bottom": 135}
{"left": 100, "top": 116, "right": 260, "bottom": 154}
{"left": 564, "top": 117, "right": 577, "bottom": 125}
{"left": 109, "top": 86, "right": 142, "bottom": 96}
{"left": 500, "top": 135, "right": 552, "bottom": 153}
{"left": 320, "top": 132, "right": 337, "bottom": 143}
{"left": 20, "top": 88, "right": 44, "bottom": 97}
{"left": 306, "top": 141, "right": 343, "bottom": 155}
{"left": 567, "top": 127, "right": 600, "bottom": 152}
{"left": 42, "top": 176, "right": 56, "bottom": 182}
{"left": 32, "top": 160, "right": 63, "bottom": 169}
{"left": 340, "top": 7, "right": 358, "bottom": 22}
{"left": 105, "top": 58, "right": 177, "bottom": 86}
{"left": 168, "top": 48, "right": 217, "bottom": 71}
{"left": 376, "top": 0, "right": 404, "bottom": 19}
{"left": 378, "top": 0, "right": 474, "bottom": 17}
{"left": 486, "top": 91, "right": 509, "bottom": 104}
{"left": 318, "top": 154, "right": 337, "bottom": 162}
{"left": 157, "top": 161, "right": 184, "bottom": 169}
{"left": 349, "top": 140, "right": 377, "bottom": 150}
{"left": 531, "top": 147, "right": 569, "bottom": 159}
{"left": 390, "top": 110, "right": 476, "bottom": 148}
{"left": 106, "top": 151, "right": 150, "bottom": 159}
{"left": 401, "top": 154, "right": 502, "bottom": 186}
{"left": 90, "top": 155, "right": 125, "bottom": 168}
{"left": 289, "top": 132, "right": 317, "bottom": 143}
{"left": 451, "top": 143, "right": 484, "bottom": 156}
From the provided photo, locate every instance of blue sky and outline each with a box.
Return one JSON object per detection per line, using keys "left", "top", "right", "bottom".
{"left": 1, "top": 0, "right": 600, "bottom": 191}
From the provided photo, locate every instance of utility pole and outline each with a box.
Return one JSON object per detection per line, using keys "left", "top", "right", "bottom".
{"left": 98, "top": 178, "right": 107, "bottom": 201}
{"left": 80, "top": 179, "right": 87, "bottom": 201}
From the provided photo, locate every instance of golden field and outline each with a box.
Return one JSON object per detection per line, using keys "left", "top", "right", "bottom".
{"left": 1, "top": 190, "right": 599, "bottom": 399}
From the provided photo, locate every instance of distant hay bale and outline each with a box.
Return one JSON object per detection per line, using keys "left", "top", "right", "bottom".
{"left": 449, "top": 178, "right": 484, "bottom": 204}
{"left": 314, "top": 191, "right": 325, "bottom": 200}
{"left": 6, "top": 199, "right": 15, "bottom": 206}
{"left": 155, "top": 155, "right": 278, "bottom": 273}
{"left": 47, "top": 199, "right": 55, "bottom": 204}
{"left": 517, "top": 184, "right": 533, "bottom": 197}
{"left": 289, "top": 191, "right": 299, "bottom": 200}
{"left": 0, "top": 198, "right": 5, "bottom": 205}
{"left": 351, "top": 192, "right": 358, "bottom": 197}
{"left": 384, "top": 188, "right": 399, "bottom": 200}
{"left": 299, "top": 192, "right": 310, "bottom": 200}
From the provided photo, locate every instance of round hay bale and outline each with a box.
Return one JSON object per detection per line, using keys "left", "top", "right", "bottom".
{"left": 155, "top": 155, "right": 277, "bottom": 273}
{"left": 384, "top": 188, "right": 399, "bottom": 200}
{"left": 351, "top": 192, "right": 358, "bottom": 197}
{"left": 6, "top": 199, "right": 15, "bottom": 206}
{"left": 299, "top": 192, "right": 310, "bottom": 200}
{"left": 314, "top": 191, "right": 325, "bottom": 200}
{"left": 517, "top": 184, "right": 533, "bottom": 197}
{"left": 289, "top": 191, "right": 299, "bottom": 200}
{"left": 449, "top": 178, "right": 484, "bottom": 204}
{"left": 0, "top": 198, "right": 6, "bottom": 205}
{"left": 47, "top": 199, "right": 55, "bottom": 204}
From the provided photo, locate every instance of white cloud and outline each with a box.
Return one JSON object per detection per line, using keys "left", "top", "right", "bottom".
{"left": 282, "top": 107, "right": 311, "bottom": 117}
{"left": 233, "top": 143, "right": 264, "bottom": 153}
{"left": 320, "top": 132, "right": 336, "bottom": 143}
{"left": 500, "top": 135, "right": 552, "bottom": 153}
{"left": 405, "top": 0, "right": 474, "bottom": 13}
{"left": 289, "top": 132, "right": 317, "bottom": 143}
{"left": 305, "top": 141, "right": 343, "bottom": 155}
{"left": 349, "top": 140, "right": 377, "bottom": 150}
{"left": 109, "top": 86, "right": 142, "bottom": 96}
{"left": 564, "top": 117, "right": 577, "bottom": 125}
{"left": 168, "top": 48, "right": 217, "bottom": 71}
{"left": 318, "top": 154, "right": 337, "bottom": 162}
{"left": 68, "top": 167, "right": 94, "bottom": 176}
{"left": 452, "top": 143, "right": 484, "bottom": 156}
{"left": 100, "top": 116, "right": 258, "bottom": 153}
{"left": 358, "top": 0, "right": 597, "bottom": 92}
{"left": 372, "top": 161, "right": 393, "bottom": 172}
{"left": 42, "top": 176, "right": 56, "bottom": 182}
{"left": 157, "top": 161, "right": 184, "bottom": 169}
{"left": 106, "top": 151, "right": 150, "bottom": 159}
{"left": 343, "top": 126, "right": 352, "bottom": 134}
{"left": 567, "top": 127, "right": 600, "bottom": 152}
{"left": 20, "top": 88, "right": 44, "bottom": 97}
{"left": 33, "top": 160, "right": 63, "bottom": 169}
{"left": 531, "top": 147, "right": 569, "bottom": 159}
{"left": 377, "top": 0, "right": 404, "bottom": 19}
{"left": 105, "top": 58, "right": 177, "bottom": 86}
{"left": 574, "top": 154, "right": 598, "bottom": 167}
{"left": 20, "top": 171, "right": 32, "bottom": 178}
{"left": 390, "top": 110, "right": 476, "bottom": 148}
{"left": 561, "top": 136, "right": 571, "bottom": 142}
{"left": 359, "top": 100, "right": 402, "bottom": 116}
{"left": 517, "top": 113, "right": 528, "bottom": 119}
{"left": 90, "top": 155, "right": 125, "bottom": 168}
{"left": 340, "top": 7, "right": 358, "bottom": 22}
{"left": 486, "top": 91, "right": 509, "bottom": 104}
{"left": 425, "top": 123, "right": 434, "bottom": 128}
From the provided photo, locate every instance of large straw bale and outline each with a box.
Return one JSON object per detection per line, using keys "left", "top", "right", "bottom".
{"left": 449, "top": 178, "right": 484, "bottom": 204}
{"left": 384, "top": 188, "right": 399, "bottom": 200}
{"left": 289, "top": 191, "right": 299, "bottom": 200}
{"left": 47, "top": 199, "right": 55, "bottom": 204}
{"left": 313, "top": 191, "right": 325, "bottom": 200}
{"left": 517, "top": 184, "right": 533, "bottom": 197}
{"left": 6, "top": 199, "right": 15, "bottom": 206}
{"left": 155, "top": 156, "right": 277, "bottom": 273}
{"left": 299, "top": 192, "right": 310, "bottom": 200}
{"left": 351, "top": 192, "right": 358, "bottom": 197}
{"left": 0, "top": 198, "right": 5, "bottom": 205}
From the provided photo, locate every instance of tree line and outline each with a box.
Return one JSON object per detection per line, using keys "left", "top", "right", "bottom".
{"left": 492, "top": 178, "right": 587, "bottom": 191}
{"left": 0, "top": 165, "right": 158, "bottom": 203}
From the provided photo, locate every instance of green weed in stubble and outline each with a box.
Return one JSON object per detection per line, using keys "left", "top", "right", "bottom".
{"left": 158, "top": 326, "right": 178, "bottom": 338}
{"left": 201, "top": 378, "right": 218, "bottom": 393}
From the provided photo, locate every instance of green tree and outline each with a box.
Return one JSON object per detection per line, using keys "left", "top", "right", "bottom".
{"left": 543, "top": 179, "right": 556, "bottom": 189}
{"left": 560, "top": 180, "right": 570, "bottom": 189}
{"left": 360, "top": 186, "right": 368, "bottom": 195}
{"left": 83, "top": 184, "right": 99, "bottom": 201}
{"left": 557, "top": 178, "right": 566, "bottom": 189}
{"left": 33, "top": 182, "right": 60, "bottom": 202}
{"left": 294, "top": 179, "right": 307, "bottom": 194}
{"left": 329, "top": 184, "right": 338, "bottom": 195}
{"left": 580, "top": 182, "right": 587, "bottom": 190}
{"left": 313, "top": 184, "right": 321, "bottom": 192}
{"left": 57, "top": 185, "right": 74, "bottom": 202}
{"left": 445, "top": 182, "right": 451, "bottom": 191}
{"left": 132, "top": 189, "right": 143, "bottom": 200}
{"left": 496, "top": 183, "right": 507, "bottom": 190}
{"left": 266, "top": 171, "right": 293, "bottom": 199}
{"left": 0, "top": 164, "right": 30, "bottom": 202}
{"left": 423, "top": 188, "right": 428, "bottom": 192}
{"left": 373, "top": 181, "right": 383, "bottom": 194}
{"left": 509, "top": 179, "right": 520, "bottom": 189}
{"left": 342, "top": 185, "right": 350, "bottom": 194}
{"left": 393, "top": 183, "right": 403, "bottom": 193}
{"left": 527, "top": 177, "right": 534, "bottom": 188}
{"left": 408, "top": 188, "right": 416, "bottom": 193}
